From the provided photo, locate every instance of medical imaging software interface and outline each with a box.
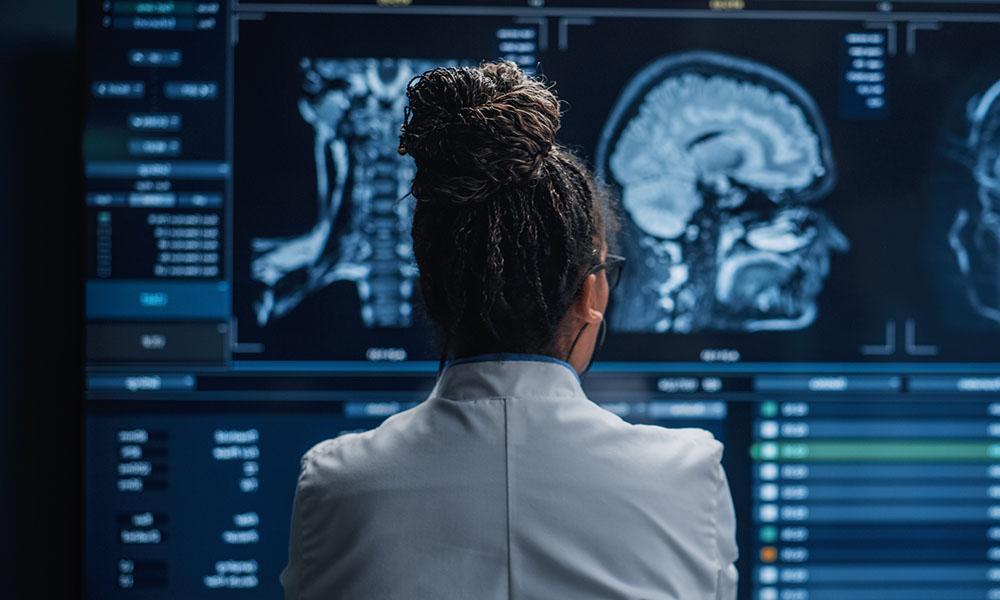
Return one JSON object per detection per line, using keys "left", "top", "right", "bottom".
{"left": 82, "top": 0, "right": 1000, "bottom": 598}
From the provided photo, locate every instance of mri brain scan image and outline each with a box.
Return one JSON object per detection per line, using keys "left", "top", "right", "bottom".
{"left": 948, "top": 78, "right": 1000, "bottom": 325}
{"left": 250, "top": 58, "right": 457, "bottom": 328}
{"left": 597, "top": 51, "right": 849, "bottom": 333}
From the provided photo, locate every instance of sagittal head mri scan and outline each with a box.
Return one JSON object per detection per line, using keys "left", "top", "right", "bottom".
{"left": 949, "top": 78, "right": 1000, "bottom": 326}
{"left": 250, "top": 58, "right": 457, "bottom": 329}
{"left": 597, "top": 51, "right": 849, "bottom": 334}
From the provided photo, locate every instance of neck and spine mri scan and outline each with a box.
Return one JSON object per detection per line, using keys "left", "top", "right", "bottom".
{"left": 950, "top": 77, "right": 1000, "bottom": 326}
{"left": 599, "top": 51, "right": 849, "bottom": 334}
{"left": 250, "top": 58, "right": 455, "bottom": 329}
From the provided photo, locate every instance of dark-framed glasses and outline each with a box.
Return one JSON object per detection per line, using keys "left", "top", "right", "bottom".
{"left": 585, "top": 253, "right": 626, "bottom": 293}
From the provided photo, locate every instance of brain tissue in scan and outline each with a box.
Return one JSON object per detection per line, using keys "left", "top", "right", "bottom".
{"left": 948, "top": 78, "right": 1000, "bottom": 325}
{"left": 251, "top": 58, "right": 458, "bottom": 328}
{"left": 597, "top": 51, "right": 849, "bottom": 334}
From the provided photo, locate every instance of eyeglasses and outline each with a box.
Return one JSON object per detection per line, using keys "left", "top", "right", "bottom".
{"left": 584, "top": 253, "right": 626, "bottom": 293}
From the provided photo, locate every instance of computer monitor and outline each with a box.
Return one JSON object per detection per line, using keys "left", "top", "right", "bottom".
{"left": 82, "top": 1, "right": 1000, "bottom": 598}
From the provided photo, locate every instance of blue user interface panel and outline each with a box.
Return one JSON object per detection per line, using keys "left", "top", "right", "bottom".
{"left": 82, "top": 1, "right": 1000, "bottom": 598}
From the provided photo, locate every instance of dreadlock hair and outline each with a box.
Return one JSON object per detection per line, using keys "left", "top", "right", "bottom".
{"left": 398, "top": 61, "right": 612, "bottom": 359}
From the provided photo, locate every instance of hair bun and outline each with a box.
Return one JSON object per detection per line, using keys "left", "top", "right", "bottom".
{"left": 399, "top": 61, "right": 561, "bottom": 203}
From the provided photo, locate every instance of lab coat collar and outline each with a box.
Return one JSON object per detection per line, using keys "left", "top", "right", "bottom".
{"left": 431, "top": 354, "right": 585, "bottom": 401}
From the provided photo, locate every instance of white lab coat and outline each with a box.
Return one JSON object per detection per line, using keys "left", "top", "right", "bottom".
{"left": 281, "top": 356, "right": 738, "bottom": 600}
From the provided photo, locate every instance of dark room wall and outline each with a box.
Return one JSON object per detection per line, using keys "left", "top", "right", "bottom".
{"left": 1, "top": 0, "right": 81, "bottom": 596}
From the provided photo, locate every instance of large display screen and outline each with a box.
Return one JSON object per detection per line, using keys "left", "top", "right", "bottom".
{"left": 82, "top": 1, "right": 1000, "bottom": 598}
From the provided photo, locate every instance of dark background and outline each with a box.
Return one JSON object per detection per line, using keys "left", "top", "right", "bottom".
{"left": 1, "top": 0, "right": 81, "bottom": 596}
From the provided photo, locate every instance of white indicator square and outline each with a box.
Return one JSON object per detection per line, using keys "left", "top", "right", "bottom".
{"left": 759, "top": 484, "right": 779, "bottom": 501}
{"left": 759, "top": 504, "right": 778, "bottom": 522}
{"left": 759, "top": 421, "right": 779, "bottom": 439}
